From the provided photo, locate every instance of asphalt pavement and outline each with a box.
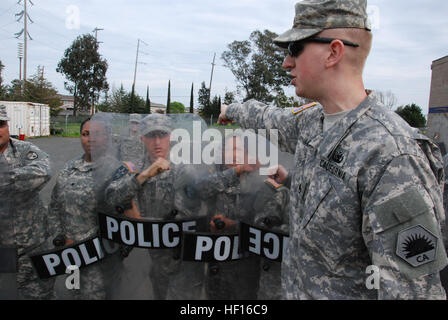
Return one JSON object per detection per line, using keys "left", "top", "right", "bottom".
{"left": 30, "top": 136, "right": 154, "bottom": 300}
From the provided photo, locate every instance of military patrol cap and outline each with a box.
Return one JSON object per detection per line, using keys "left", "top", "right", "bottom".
{"left": 129, "top": 113, "right": 141, "bottom": 124}
{"left": 140, "top": 114, "right": 173, "bottom": 136}
{"left": 274, "top": 0, "right": 371, "bottom": 48}
{"left": 0, "top": 104, "right": 10, "bottom": 121}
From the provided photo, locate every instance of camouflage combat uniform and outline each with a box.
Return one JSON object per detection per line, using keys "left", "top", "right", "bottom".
{"left": 117, "top": 133, "right": 145, "bottom": 170}
{"left": 226, "top": 92, "right": 448, "bottom": 299}
{"left": 48, "top": 155, "right": 108, "bottom": 300}
{"left": 195, "top": 165, "right": 288, "bottom": 299}
{"left": 253, "top": 183, "right": 290, "bottom": 300}
{"left": 0, "top": 138, "right": 54, "bottom": 299}
{"left": 105, "top": 158, "right": 204, "bottom": 300}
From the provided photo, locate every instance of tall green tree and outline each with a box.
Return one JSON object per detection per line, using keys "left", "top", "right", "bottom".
{"left": 5, "top": 66, "right": 63, "bottom": 116}
{"left": 395, "top": 104, "right": 427, "bottom": 128}
{"left": 190, "top": 83, "right": 194, "bottom": 113}
{"left": 166, "top": 80, "right": 171, "bottom": 114}
{"left": 146, "top": 85, "right": 151, "bottom": 114}
{"left": 221, "top": 29, "right": 290, "bottom": 105}
{"left": 198, "top": 81, "right": 210, "bottom": 115}
{"left": 0, "top": 59, "right": 6, "bottom": 99}
{"left": 56, "top": 34, "right": 109, "bottom": 117}
{"left": 130, "top": 84, "right": 136, "bottom": 114}
{"left": 170, "top": 101, "right": 185, "bottom": 114}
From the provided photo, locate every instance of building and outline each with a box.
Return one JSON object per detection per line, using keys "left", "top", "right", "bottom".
{"left": 426, "top": 55, "right": 448, "bottom": 155}
{"left": 0, "top": 101, "right": 50, "bottom": 137}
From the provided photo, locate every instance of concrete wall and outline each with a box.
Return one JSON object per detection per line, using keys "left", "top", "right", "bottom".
{"left": 426, "top": 55, "right": 448, "bottom": 155}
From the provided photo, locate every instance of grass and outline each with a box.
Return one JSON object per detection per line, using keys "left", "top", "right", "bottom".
{"left": 51, "top": 122, "right": 81, "bottom": 137}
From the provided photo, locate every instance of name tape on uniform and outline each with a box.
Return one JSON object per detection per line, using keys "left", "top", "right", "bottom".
{"left": 30, "top": 236, "right": 119, "bottom": 279}
{"left": 239, "top": 222, "right": 289, "bottom": 262}
{"left": 182, "top": 232, "right": 245, "bottom": 262}
{"left": 98, "top": 212, "right": 205, "bottom": 249}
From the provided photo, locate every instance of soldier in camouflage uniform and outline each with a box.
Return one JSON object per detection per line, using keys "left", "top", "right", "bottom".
{"left": 219, "top": 0, "right": 448, "bottom": 299}
{"left": 193, "top": 135, "right": 288, "bottom": 299}
{"left": 0, "top": 105, "right": 55, "bottom": 299}
{"left": 254, "top": 169, "right": 290, "bottom": 300}
{"left": 105, "top": 114, "right": 204, "bottom": 300}
{"left": 117, "top": 113, "right": 145, "bottom": 170}
{"left": 48, "top": 118, "right": 116, "bottom": 300}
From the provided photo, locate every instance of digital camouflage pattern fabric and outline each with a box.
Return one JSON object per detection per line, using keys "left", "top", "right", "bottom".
{"left": 1, "top": 138, "right": 54, "bottom": 299}
{"left": 226, "top": 91, "right": 448, "bottom": 299}
{"left": 105, "top": 158, "right": 205, "bottom": 300}
{"left": 274, "top": 0, "right": 371, "bottom": 47}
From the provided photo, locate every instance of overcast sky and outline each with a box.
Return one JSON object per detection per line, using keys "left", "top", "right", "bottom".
{"left": 0, "top": 0, "right": 447, "bottom": 114}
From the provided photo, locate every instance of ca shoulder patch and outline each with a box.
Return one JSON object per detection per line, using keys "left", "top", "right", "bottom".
{"left": 396, "top": 225, "right": 438, "bottom": 267}
{"left": 292, "top": 102, "right": 317, "bottom": 115}
{"left": 26, "top": 151, "right": 38, "bottom": 160}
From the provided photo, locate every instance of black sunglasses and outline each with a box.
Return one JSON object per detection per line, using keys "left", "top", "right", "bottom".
{"left": 0, "top": 120, "right": 7, "bottom": 127}
{"left": 287, "top": 37, "right": 359, "bottom": 58}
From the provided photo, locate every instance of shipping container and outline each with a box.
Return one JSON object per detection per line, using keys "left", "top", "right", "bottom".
{"left": 0, "top": 101, "right": 50, "bottom": 137}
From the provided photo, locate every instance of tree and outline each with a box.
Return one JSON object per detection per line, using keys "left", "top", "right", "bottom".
{"left": 221, "top": 29, "right": 290, "bottom": 105}
{"left": 395, "top": 104, "right": 426, "bottom": 128}
{"left": 377, "top": 90, "right": 398, "bottom": 110}
{"left": 5, "top": 66, "right": 63, "bottom": 116}
{"left": 170, "top": 101, "right": 185, "bottom": 114}
{"left": 190, "top": 83, "right": 194, "bottom": 113}
{"left": 56, "top": 34, "right": 109, "bottom": 117}
{"left": 146, "top": 86, "right": 151, "bottom": 114}
{"left": 0, "top": 59, "right": 6, "bottom": 99}
{"left": 224, "top": 89, "right": 236, "bottom": 105}
{"left": 166, "top": 80, "right": 171, "bottom": 114}
{"left": 198, "top": 81, "right": 210, "bottom": 114}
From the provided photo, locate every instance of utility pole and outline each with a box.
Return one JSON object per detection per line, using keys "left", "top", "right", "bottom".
{"left": 91, "top": 27, "right": 103, "bottom": 115}
{"left": 133, "top": 39, "right": 141, "bottom": 89}
{"left": 92, "top": 27, "right": 104, "bottom": 44}
{"left": 15, "top": 0, "right": 33, "bottom": 93}
{"left": 208, "top": 53, "right": 216, "bottom": 103}
{"left": 17, "top": 43, "right": 23, "bottom": 81}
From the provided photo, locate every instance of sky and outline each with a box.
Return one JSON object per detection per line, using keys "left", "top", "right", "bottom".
{"left": 0, "top": 0, "right": 447, "bottom": 115}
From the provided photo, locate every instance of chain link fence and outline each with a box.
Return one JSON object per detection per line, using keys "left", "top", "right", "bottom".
{"left": 50, "top": 115, "right": 91, "bottom": 137}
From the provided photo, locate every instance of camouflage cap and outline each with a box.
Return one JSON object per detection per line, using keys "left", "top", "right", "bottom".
{"left": 274, "top": 0, "right": 371, "bottom": 48}
{"left": 129, "top": 113, "right": 141, "bottom": 124}
{"left": 140, "top": 114, "right": 173, "bottom": 136}
{"left": 0, "top": 104, "right": 10, "bottom": 121}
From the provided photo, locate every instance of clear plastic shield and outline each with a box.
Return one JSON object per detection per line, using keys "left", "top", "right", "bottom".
{"left": 84, "top": 112, "right": 292, "bottom": 300}
{"left": 0, "top": 152, "right": 18, "bottom": 299}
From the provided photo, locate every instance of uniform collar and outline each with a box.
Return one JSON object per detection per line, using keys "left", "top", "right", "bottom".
{"left": 73, "top": 155, "right": 94, "bottom": 172}
{"left": 308, "top": 91, "right": 378, "bottom": 160}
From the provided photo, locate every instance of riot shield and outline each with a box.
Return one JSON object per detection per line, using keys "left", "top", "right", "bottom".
{"left": 70, "top": 112, "right": 294, "bottom": 300}
{"left": 0, "top": 152, "right": 18, "bottom": 299}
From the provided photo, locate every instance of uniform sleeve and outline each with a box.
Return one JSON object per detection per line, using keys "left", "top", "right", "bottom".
{"left": 104, "top": 165, "right": 141, "bottom": 208}
{"left": 47, "top": 173, "right": 65, "bottom": 239}
{"left": 253, "top": 185, "right": 290, "bottom": 234}
{"left": 194, "top": 167, "right": 240, "bottom": 200}
{"left": 10, "top": 144, "right": 52, "bottom": 193}
{"left": 226, "top": 100, "right": 300, "bottom": 154}
{"left": 362, "top": 154, "right": 448, "bottom": 300}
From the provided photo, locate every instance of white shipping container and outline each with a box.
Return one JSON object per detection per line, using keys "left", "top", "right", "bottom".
{"left": 0, "top": 101, "right": 50, "bottom": 137}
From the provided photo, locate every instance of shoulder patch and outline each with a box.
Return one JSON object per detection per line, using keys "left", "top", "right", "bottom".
{"left": 292, "top": 102, "right": 317, "bottom": 115}
{"left": 112, "top": 165, "right": 130, "bottom": 181}
{"left": 26, "top": 151, "right": 38, "bottom": 160}
{"left": 396, "top": 225, "right": 437, "bottom": 267}
{"left": 123, "top": 161, "right": 138, "bottom": 174}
